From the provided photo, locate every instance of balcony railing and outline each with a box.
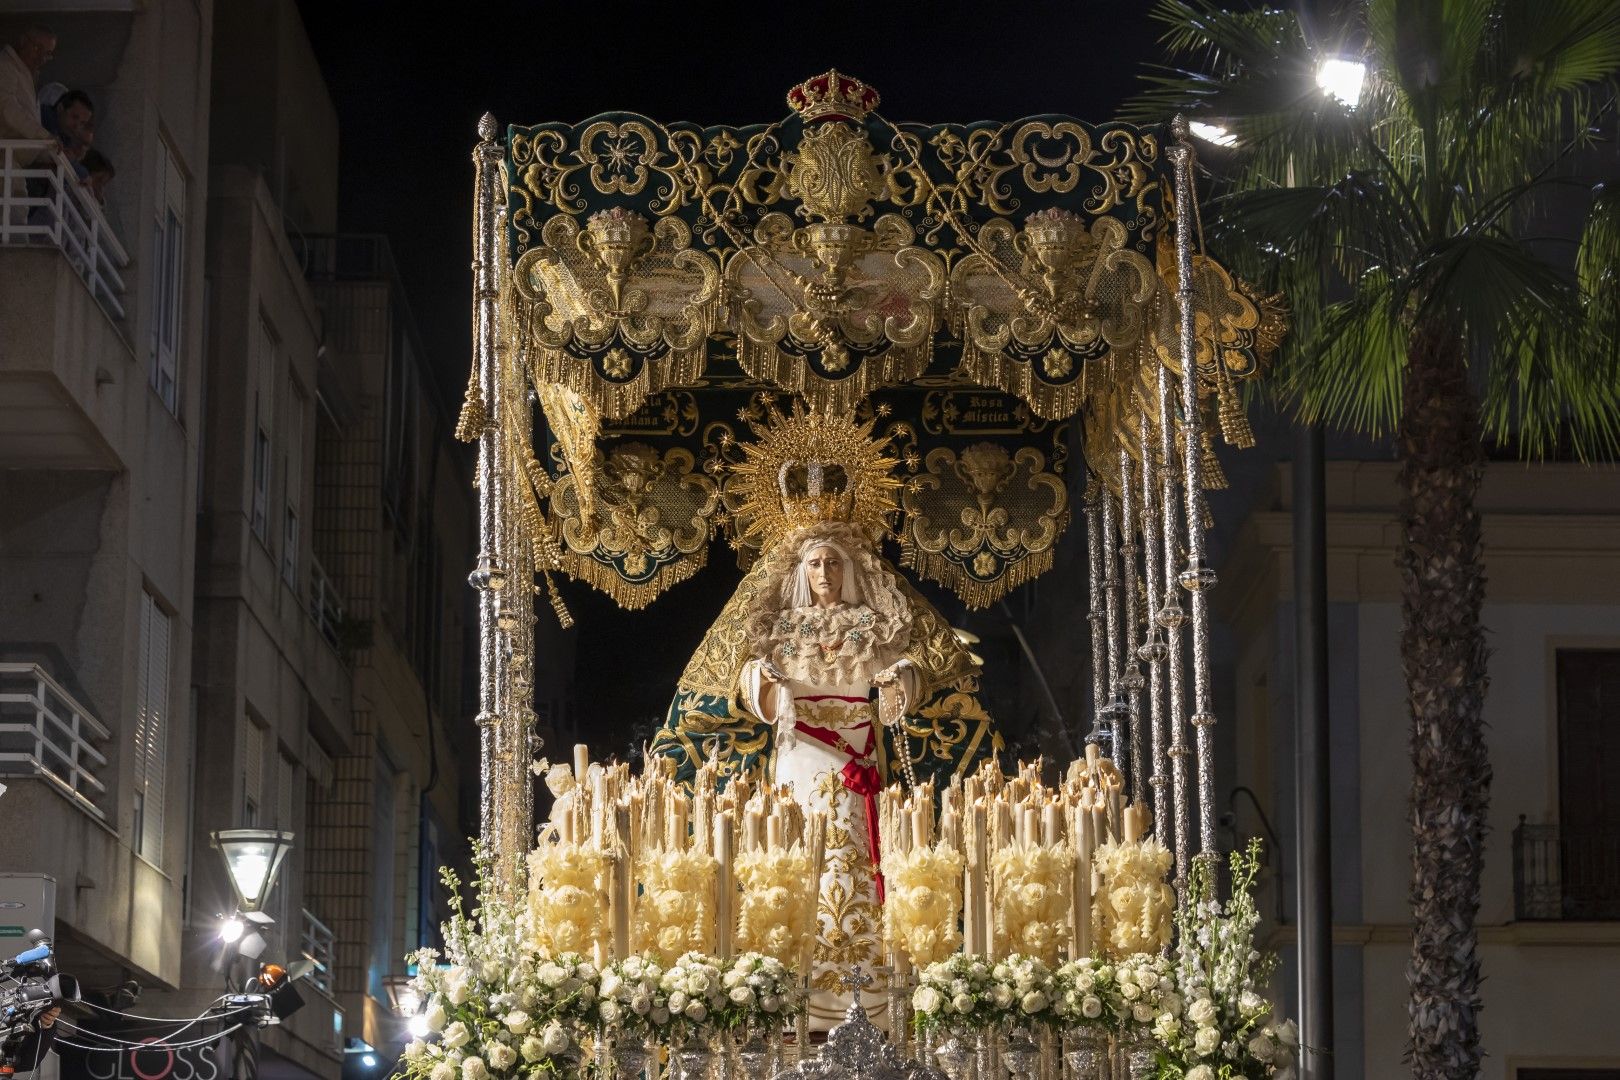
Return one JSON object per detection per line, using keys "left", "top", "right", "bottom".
{"left": 0, "top": 662, "right": 111, "bottom": 820}
{"left": 301, "top": 907, "right": 336, "bottom": 998}
{"left": 1513, "top": 817, "right": 1620, "bottom": 921}
{"left": 309, "top": 555, "right": 346, "bottom": 651}
{"left": 1, "top": 140, "right": 130, "bottom": 319}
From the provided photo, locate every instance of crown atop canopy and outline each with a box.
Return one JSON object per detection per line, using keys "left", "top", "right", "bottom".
{"left": 727, "top": 397, "right": 902, "bottom": 550}
{"left": 786, "top": 68, "right": 881, "bottom": 124}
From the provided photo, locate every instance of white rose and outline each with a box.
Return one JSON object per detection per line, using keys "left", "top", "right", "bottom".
{"left": 651, "top": 1006, "right": 670, "bottom": 1026}
{"left": 480, "top": 961, "right": 502, "bottom": 982}
{"left": 761, "top": 994, "right": 781, "bottom": 1013}
{"left": 1188, "top": 998, "right": 1217, "bottom": 1026}
{"left": 952, "top": 992, "right": 974, "bottom": 1014}
{"left": 669, "top": 991, "right": 688, "bottom": 1013}
{"left": 404, "top": 1041, "right": 428, "bottom": 1062}
{"left": 913, "top": 986, "right": 943, "bottom": 1013}
{"left": 430, "top": 1064, "right": 456, "bottom": 1080}
{"left": 729, "top": 986, "right": 754, "bottom": 1005}
{"left": 631, "top": 993, "right": 652, "bottom": 1016}
{"left": 1248, "top": 1034, "right": 1275, "bottom": 1062}
{"left": 540, "top": 1022, "right": 570, "bottom": 1057}
{"left": 1138, "top": 970, "right": 1159, "bottom": 989}
{"left": 445, "top": 969, "right": 472, "bottom": 1006}
{"left": 600, "top": 972, "right": 622, "bottom": 998}
{"left": 1153, "top": 1013, "right": 1180, "bottom": 1041}
{"left": 503, "top": 1010, "right": 531, "bottom": 1034}
{"left": 1194, "top": 1026, "right": 1221, "bottom": 1055}
{"left": 1162, "top": 991, "right": 1184, "bottom": 1017}
{"left": 485, "top": 1044, "right": 516, "bottom": 1071}
{"left": 424, "top": 1000, "right": 448, "bottom": 1032}
{"left": 1278, "top": 1019, "right": 1299, "bottom": 1047}
{"left": 1238, "top": 990, "right": 1264, "bottom": 1016}
{"left": 538, "top": 963, "right": 567, "bottom": 989}
{"left": 598, "top": 1000, "right": 621, "bottom": 1024}
{"left": 442, "top": 1021, "right": 471, "bottom": 1049}
{"left": 685, "top": 1001, "right": 707, "bottom": 1022}
{"left": 1122, "top": 982, "right": 1142, "bottom": 1001}
{"left": 519, "top": 1037, "right": 545, "bottom": 1063}
{"left": 1187, "top": 1068, "right": 1214, "bottom": 1080}
{"left": 1019, "top": 991, "right": 1048, "bottom": 1015}
{"left": 1081, "top": 995, "right": 1103, "bottom": 1020}
{"left": 1133, "top": 1003, "right": 1155, "bottom": 1024}
{"left": 461, "top": 1056, "right": 487, "bottom": 1080}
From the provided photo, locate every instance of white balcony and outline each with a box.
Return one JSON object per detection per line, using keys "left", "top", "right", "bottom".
{"left": 1, "top": 139, "right": 129, "bottom": 318}
{"left": 0, "top": 661, "right": 110, "bottom": 820}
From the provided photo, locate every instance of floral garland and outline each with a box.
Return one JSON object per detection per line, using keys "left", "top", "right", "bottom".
{"left": 1092, "top": 837, "right": 1176, "bottom": 958}
{"left": 881, "top": 843, "right": 965, "bottom": 966}
{"left": 991, "top": 846, "right": 1076, "bottom": 964}
{"left": 525, "top": 842, "right": 609, "bottom": 957}
{"left": 734, "top": 847, "right": 818, "bottom": 959}
{"left": 633, "top": 849, "right": 718, "bottom": 961}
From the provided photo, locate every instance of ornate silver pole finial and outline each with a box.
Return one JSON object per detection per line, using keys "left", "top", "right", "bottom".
{"left": 478, "top": 111, "right": 498, "bottom": 142}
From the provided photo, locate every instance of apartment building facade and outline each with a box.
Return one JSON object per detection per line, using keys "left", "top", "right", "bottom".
{"left": 1, "top": 4, "right": 478, "bottom": 1079}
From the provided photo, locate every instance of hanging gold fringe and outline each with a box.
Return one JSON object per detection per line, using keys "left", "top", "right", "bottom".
{"left": 955, "top": 342, "right": 1088, "bottom": 422}
{"left": 735, "top": 337, "right": 933, "bottom": 418}
{"left": 542, "top": 570, "right": 573, "bottom": 629}
{"left": 554, "top": 547, "right": 708, "bottom": 611}
{"left": 900, "top": 545, "right": 1057, "bottom": 611}
{"left": 1215, "top": 369, "right": 1255, "bottom": 449}
{"left": 455, "top": 380, "right": 489, "bottom": 443}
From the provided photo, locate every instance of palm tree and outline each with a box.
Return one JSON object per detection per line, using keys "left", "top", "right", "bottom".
{"left": 1130, "top": 2, "right": 1620, "bottom": 1077}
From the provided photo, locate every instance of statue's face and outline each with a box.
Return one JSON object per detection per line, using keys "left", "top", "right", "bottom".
{"left": 804, "top": 545, "right": 846, "bottom": 607}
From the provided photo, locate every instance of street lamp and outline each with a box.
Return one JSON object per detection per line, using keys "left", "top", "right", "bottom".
{"left": 1316, "top": 56, "right": 1367, "bottom": 108}
{"left": 210, "top": 829, "right": 295, "bottom": 913}
{"left": 384, "top": 973, "right": 431, "bottom": 1039}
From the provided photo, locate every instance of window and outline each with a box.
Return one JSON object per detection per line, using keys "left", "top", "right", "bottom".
{"left": 149, "top": 143, "right": 186, "bottom": 415}
{"left": 1554, "top": 650, "right": 1620, "bottom": 920}
{"left": 240, "top": 716, "right": 263, "bottom": 826}
{"left": 133, "top": 592, "right": 171, "bottom": 862}
{"left": 251, "top": 320, "right": 277, "bottom": 546}
{"left": 282, "top": 382, "right": 305, "bottom": 588}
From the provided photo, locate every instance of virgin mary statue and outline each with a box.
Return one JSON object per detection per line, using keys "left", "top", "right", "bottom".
{"left": 648, "top": 403, "right": 1000, "bottom": 1025}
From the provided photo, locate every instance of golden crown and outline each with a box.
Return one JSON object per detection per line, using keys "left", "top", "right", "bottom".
{"left": 726, "top": 398, "right": 901, "bottom": 549}
{"left": 786, "top": 69, "right": 881, "bottom": 125}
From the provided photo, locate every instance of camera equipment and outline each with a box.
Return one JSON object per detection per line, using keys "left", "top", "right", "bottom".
{"left": 0, "top": 930, "right": 78, "bottom": 1075}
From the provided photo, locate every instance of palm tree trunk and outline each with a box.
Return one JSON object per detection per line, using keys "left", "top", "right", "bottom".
{"left": 1398, "top": 326, "right": 1492, "bottom": 1080}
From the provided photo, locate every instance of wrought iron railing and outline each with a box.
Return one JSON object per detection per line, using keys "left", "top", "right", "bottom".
{"left": 309, "top": 555, "right": 346, "bottom": 651}
{"left": 1513, "top": 817, "right": 1620, "bottom": 921}
{"left": 301, "top": 907, "right": 336, "bottom": 997}
{"left": 0, "top": 140, "right": 131, "bottom": 319}
{"left": 0, "top": 662, "right": 111, "bottom": 819}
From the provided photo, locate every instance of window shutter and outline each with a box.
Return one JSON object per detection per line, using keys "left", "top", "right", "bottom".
{"left": 277, "top": 754, "right": 295, "bottom": 832}
{"left": 133, "top": 592, "right": 169, "bottom": 862}
{"left": 241, "top": 717, "right": 263, "bottom": 826}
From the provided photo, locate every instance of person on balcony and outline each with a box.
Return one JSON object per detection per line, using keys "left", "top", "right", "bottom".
{"left": 84, "top": 149, "right": 113, "bottom": 204}
{"left": 1, "top": 26, "right": 55, "bottom": 229}
{"left": 0, "top": 25, "right": 53, "bottom": 143}
{"left": 41, "top": 89, "right": 93, "bottom": 180}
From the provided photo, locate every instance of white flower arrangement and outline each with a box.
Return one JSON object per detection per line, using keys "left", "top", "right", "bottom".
{"left": 658, "top": 952, "right": 730, "bottom": 1044}
{"left": 1153, "top": 842, "right": 1299, "bottom": 1080}
{"left": 398, "top": 861, "right": 589, "bottom": 1080}
{"left": 596, "top": 953, "right": 673, "bottom": 1042}
{"left": 1052, "top": 951, "right": 1179, "bottom": 1035}
{"left": 716, "top": 952, "right": 805, "bottom": 1033}
{"left": 911, "top": 954, "right": 1057, "bottom": 1036}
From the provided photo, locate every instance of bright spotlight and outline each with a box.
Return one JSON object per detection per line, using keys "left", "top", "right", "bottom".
{"left": 407, "top": 1013, "right": 431, "bottom": 1039}
{"left": 1188, "top": 121, "right": 1237, "bottom": 147}
{"left": 361, "top": 1055, "right": 377, "bottom": 1069}
{"left": 219, "top": 916, "right": 245, "bottom": 943}
{"left": 1316, "top": 57, "right": 1367, "bottom": 108}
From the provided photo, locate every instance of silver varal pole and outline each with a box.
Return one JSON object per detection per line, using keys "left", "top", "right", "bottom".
{"left": 1100, "top": 484, "right": 1127, "bottom": 784}
{"left": 1156, "top": 341, "right": 1193, "bottom": 889}
{"left": 1169, "top": 117, "right": 1219, "bottom": 858}
{"left": 468, "top": 113, "right": 504, "bottom": 853}
{"left": 1117, "top": 444, "right": 1147, "bottom": 805}
{"left": 1136, "top": 414, "right": 1171, "bottom": 843}
{"left": 1083, "top": 478, "right": 1110, "bottom": 748}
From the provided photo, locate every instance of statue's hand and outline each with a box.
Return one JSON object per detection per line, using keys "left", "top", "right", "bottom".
{"left": 760, "top": 659, "right": 788, "bottom": 684}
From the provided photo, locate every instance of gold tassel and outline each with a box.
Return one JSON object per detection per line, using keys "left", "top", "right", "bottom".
{"left": 1216, "top": 364, "right": 1255, "bottom": 449}
{"left": 1200, "top": 431, "right": 1228, "bottom": 491}
{"left": 543, "top": 571, "right": 573, "bottom": 629}
{"left": 455, "top": 380, "right": 489, "bottom": 443}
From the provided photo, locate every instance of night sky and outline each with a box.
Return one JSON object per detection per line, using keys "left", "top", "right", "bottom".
{"left": 292, "top": 1, "right": 1166, "bottom": 755}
